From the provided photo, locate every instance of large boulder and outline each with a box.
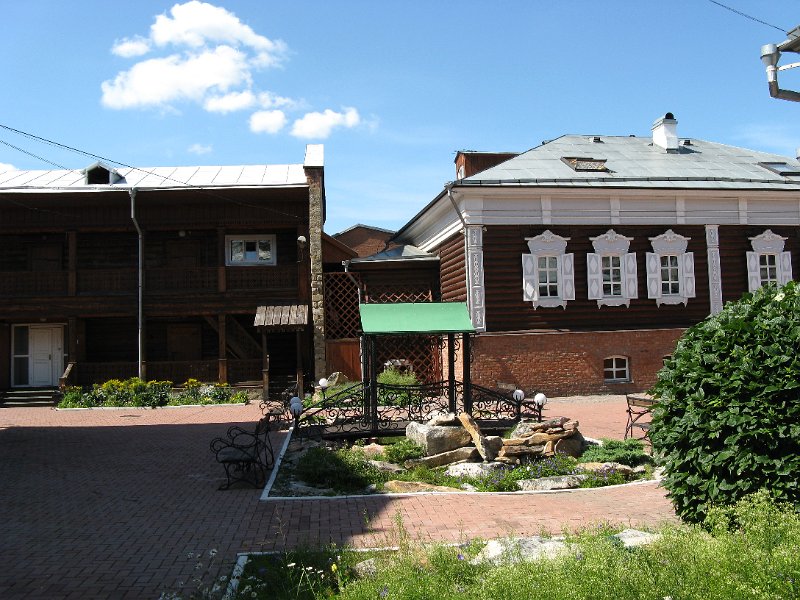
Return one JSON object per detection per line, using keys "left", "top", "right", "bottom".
{"left": 458, "top": 412, "right": 498, "bottom": 461}
{"left": 509, "top": 417, "right": 569, "bottom": 438}
{"left": 445, "top": 461, "right": 508, "bottom": 478}
{"left": 406, "top": 421, "right": 472, "bottom": 456}
{"left": 404, "top": 446, "right": 480, "bottom": 469}
{"left": 516, "top": 474, "right": 587, "bottom": 491}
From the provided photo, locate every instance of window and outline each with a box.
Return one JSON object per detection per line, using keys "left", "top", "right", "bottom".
{"left": 646, "top": 230, "right": 696, "bottom": 306}
{"left": 522, "top": 231, "right": 575, "bottom": 309}
{"left": 604, "top": 356, "right": 630, "bottom": 383}
{"left": 561, "top": 157, "right": 609, "bottom": 172}
{"left": 225, "top": 235, "right": 276, "bottom": 266}
{"left": 587, "top": 230, "right": 638, "bottom": 307}
{"left": 758, "top": 161, "right": 800, "bottom": 177}
{"left": 746, "top": 230, "right": 792, "bottom": 292}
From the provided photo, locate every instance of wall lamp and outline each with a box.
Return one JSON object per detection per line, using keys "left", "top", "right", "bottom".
{"left": 297, "top": 235, "right": 307, "bottom": 262}
{"left": 761, "top": 26, "right": 800, "bottom": 102}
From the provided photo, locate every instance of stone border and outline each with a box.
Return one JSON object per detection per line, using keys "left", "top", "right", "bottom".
{"left": 260, "top": 425, "right": 296, "bottom": 500}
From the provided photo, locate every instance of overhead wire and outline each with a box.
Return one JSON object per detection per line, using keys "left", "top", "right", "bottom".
{"left": 706, "top": 0, "right": 788, "bottom": 35}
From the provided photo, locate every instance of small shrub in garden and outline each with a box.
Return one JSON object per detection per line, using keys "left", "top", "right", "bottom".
{"left": 651, "top": 281, "right": 800, "bottom": 523}
{"left": 578, "top": 438, "right": 652, "bottom": 467}
{"left": 377, "top": 368, "right": 420, "bottom": 406}
{"left": 295, "top": 447, "right": 385, "bottom": 493}
{"left": 380, "top": 438, "right": 424, "bottom": 464}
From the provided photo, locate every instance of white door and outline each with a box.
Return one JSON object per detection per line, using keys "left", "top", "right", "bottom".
{"left": 29, "top": 326, "right": 63, "bottom": 387}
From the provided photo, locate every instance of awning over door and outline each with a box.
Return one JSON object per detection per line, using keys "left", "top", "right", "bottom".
{"left": 359, "top": 302, "right": 475, "bottom": 335}
{"left": 254, "top": 304, "right": 308, "bottom": 331}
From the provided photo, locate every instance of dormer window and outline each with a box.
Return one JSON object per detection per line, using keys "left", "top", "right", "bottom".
{"left": 83, "top": 162, "right": 122, "bottom": 185}
{"left": 561, "top": 157, "right": 608, "bottom": 172}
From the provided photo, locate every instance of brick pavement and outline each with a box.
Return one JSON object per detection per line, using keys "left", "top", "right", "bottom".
{"left": 0, "top": 395, "right": 674, "bottom": 599}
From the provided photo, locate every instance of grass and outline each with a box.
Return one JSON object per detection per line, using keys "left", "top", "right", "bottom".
{"left": 232, "top": 492, "right": 800, "bottom": 600}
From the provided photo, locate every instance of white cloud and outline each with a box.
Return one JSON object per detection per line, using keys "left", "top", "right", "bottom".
{"left": 101, "top": 45, "right": 251, "bottom": 109}
{"left": 257, "top": 91, "right": 296, "bottom": 109}
{"left": 111, "top": 36, "right": 151, "bottom": 57}
{"left": 249, "top": 110, "right": 287, "bottom": 134}
{"left": 290, "top": 107, "right": 360, "bottom": 139}
{"left": 204, "top": 90, "right": 256, "bottom": 113}
{"left": 0, "top": 162, "right": 17, "bottom": 172}
{"left": 187, "top": 143, "right": 212, "bottom": 155}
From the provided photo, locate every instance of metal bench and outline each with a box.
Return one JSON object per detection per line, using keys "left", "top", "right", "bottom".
{"left": 625, "top": 393, "right": 656, "bottom": 440}
{"left": 210, "top": 409, "right": 282, "bottom": 490}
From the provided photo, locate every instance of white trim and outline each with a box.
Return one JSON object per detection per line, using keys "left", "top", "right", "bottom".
{"left": 465, "top": 225, "right": 486, "bottom": 331}
{"left": 747, "top": 230, "right": 792, "bottom": 291}
{"left": 225, "top": 234, "right": 277, "bottom": 266}
{"left": 11, "top": 324, "right": 65, "bottom": 388}
{"left": 603, "top": 355, "right": 630, "bottom": 383}
{"left": 522, "top": 230, "right": 573, "bottom": 309}
{"left": 588, "top": 230, "right": 637, "bottom": 307}
{"left": 705, "top": 225, "right": 723, "bottom": 314}
{"left": 646, "top": 230, "right": 695, "bottom": 306}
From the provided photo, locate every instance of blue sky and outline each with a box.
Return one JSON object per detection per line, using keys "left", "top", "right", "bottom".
{"left": 1, "top": 1, "right": 800, "bottom": 234}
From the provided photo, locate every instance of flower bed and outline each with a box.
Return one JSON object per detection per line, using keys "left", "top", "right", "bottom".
{"left": 58, "top": 377, "right": 249, "bottom": 408}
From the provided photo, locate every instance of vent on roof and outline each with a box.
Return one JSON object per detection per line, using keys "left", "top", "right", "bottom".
{"left": 590, "top": 136, "right": 602, "bottom": 143}
{"left": 682, "top": 139, "right": 692, "bottom": 146}
{"left": 83, "top": 162, "right": 122, "bottom": 185}
{"left": 759, "top": 161, "right": 800, "bottom": 176}
{"left": 561, "top": 157, "right": 609, "bottom": 172}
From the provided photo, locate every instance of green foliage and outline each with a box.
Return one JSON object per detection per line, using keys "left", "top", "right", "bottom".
{"left": 578, "top": 438, "right": 653, "bottom": 467}
{"left": 377, "top": 368, "right": 418, "bottom": 387}
{"left": 295, "top": 447, "right": 386, "bottom": 493}
{"left": 379, "top": 438, "right": 424, "bottom": 464}
{"left": 377, "top": 368, "right": 421, "bottom": 407}
{"left": 651, "top": 281, "right": 800, "bottom": 523}
{"left": 56, "top": 377, "right": 247, "bottom": 408}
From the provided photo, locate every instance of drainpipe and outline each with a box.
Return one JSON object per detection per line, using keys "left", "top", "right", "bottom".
{"left": 342, "top": 260, "right": 363, "bottom": 304}
{"left": 129, "top": 188, "right": 143, "bottom": 379}
{"left": 446, "top": 182, "right": 467, "bottom": 230}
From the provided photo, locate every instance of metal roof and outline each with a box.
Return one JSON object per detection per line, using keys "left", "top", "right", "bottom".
{"left": 254, "top": 304, "right": 308, "bottom": 330}
{"left": 359, "top": 302, "right": 475, "bottom": 335}
{"left": 0, "top": 163, "right": 308, "bottom": 191}
{"left": 350, "top": 244, "right": 437, "bottom": 264}
{"left": 462, "top": 135, "right": 800, "bottom": 190}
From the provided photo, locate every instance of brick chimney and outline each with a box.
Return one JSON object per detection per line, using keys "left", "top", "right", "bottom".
{"left": 652, "top": 113, "right": 679, "bottom": 153}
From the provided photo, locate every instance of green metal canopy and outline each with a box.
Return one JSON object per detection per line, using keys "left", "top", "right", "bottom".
{"left": 359, "top": 302, "right": 475, "bottom": 335}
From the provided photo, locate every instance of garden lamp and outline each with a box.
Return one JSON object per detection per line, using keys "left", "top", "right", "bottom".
{"left": 534, "top": 392, "right": 547, "bottom": 407}
{"left": 289, "top": 396, "right": 303, "bottom": 424}
{"left": 512, "top": 389, "right": 525, "bottom": 403}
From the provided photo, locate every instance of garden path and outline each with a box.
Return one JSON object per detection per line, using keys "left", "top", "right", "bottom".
{"left": 0, "top": 395, "right": 675, "bottom": 599}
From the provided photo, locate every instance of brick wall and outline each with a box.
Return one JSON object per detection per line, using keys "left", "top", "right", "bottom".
{"left": 471, "top": 328, "right": 684, "bottom": 397}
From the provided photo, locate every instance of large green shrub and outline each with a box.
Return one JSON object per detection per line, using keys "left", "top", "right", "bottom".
{"left": 651, "top": 281, "right": 800, "bottom": 523}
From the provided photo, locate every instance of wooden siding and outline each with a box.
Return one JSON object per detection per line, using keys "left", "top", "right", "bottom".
{"left": 718, "top": 225, "right": 800, "bottom": 303}
{"left": 482, "top": 225, "right": 712, "bottom": 333}
{"left": 438, "top": 233, "right": 467, "bottom": 302}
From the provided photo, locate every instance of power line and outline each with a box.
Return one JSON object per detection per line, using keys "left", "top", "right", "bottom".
{"left": 0, "top": 137, "right": 67, "bottom": 170}
{"left": 706, "top": 0, "right": 787, "bottom": 35}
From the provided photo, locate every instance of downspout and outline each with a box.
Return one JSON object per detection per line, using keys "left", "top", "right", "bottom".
{"left": 129, "top": 188, "right": 143, "bottom": 379}
{"left": 342, "top": 260, "right": 363, "bottom": 304}
{"left": 445, "top": 182, "right": 467, "bottom": 230}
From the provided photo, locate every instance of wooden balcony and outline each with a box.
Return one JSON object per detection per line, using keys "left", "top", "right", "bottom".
{"left": 75, "top": 359, "right": 263, "bottom": 386}
{"left": 0, "top": 271, "right": 68, "bottom": 296}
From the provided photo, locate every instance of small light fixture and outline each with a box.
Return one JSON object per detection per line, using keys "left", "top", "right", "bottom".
{"left": 297, "top": 235, "right": 307, "bottom": 262}
{"left": 318, "top": 377, "right": 329, "bottom": 390}
{"left": 289, "top": 396, "right": 303, "bottom": 419}
{"left": 512, "top": 389, "right": 525, "bottom": 403}
{"left": 534, "top": 392, "right": 548, "bottom": 407}
{"left": 178, "top": 230, "right": 186, "bottom": 238}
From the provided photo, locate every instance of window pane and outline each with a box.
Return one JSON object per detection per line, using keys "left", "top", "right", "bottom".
{"left": 230, "top": 240, "right": 244, "bottom": 262}
{"left": 13, "top": 327, "right": 28, "bottom": 355}
{"left": 14, "top": 356, "right": 28, "bottom": 385}
{"left": 257, "top": 240, "right": 271, "bottom": 261}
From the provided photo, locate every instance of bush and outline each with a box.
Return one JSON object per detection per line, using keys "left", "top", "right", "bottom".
{"left": 380, "top": 438, "right": 424, "bottom": 464}
{"left": 57, "top": 377, "right": 247, "bottom": 408}
{"left": 578, "top": 438, "right": 652, "bottom": 467}
{"left": 377, "top": 368, "right": 420, "bottom": 407}
{"left": 651, "top": 281, "right": 800, "bottom": 523}
{"left": 295, "top": 447, "right": 385, "bottom": 493}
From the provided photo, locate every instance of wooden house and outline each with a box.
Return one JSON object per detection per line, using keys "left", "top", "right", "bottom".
{"left": 391, "top": 114, "right": 800, "bottom": 396}
{"left": 0, "top": 145, "right": 327, "bottom": 396}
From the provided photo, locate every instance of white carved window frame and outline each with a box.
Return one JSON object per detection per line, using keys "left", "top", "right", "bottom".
{"left": 587, "top": 230, "right": 638, "bottom": 308}
{"left": 521, "top": 231, "right": 575, "bottom": 309}
{"left": 646, "top": 230, "right": 696, "bottom": 306}
{"left": 747, "top": 230, "right": 792, "bottom": 292}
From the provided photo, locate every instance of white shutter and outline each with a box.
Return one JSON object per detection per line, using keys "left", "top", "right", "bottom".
{"left": 682, "top": 252, "right": 696, "bottom": 298}
{"left": 646, "top": 252, "right": 661, "bottom": 299}
{"left": 522, "top": 254, "right": 538, "bottom": 303}
{"left": 587, "top": 253, "right": 603, "bottom": 300}
{"left": 779, "top": 251, "right": 793, "bottom": 285}
{"left": 561, "top": 253, "right": 575, "bottom": 301}
{"left": 746, "top": 251, "right": 761, "bottom": 292}
{"left": 624, "top": 253, "right": 638, "bottom": 300}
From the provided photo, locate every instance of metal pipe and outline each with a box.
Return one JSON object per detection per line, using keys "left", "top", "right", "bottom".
{"left": 342, "top": 260, "right": 363, "bottom": 304}
{"left": 129, "top": 188, "right": 143, "bottom": 379}
{"left": 446, "top": 182, "right": 468, "bottom": 230}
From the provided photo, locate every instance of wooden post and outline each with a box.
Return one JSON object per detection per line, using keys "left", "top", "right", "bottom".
{"left": 261, "top": 329, "right": 269, "bottom": 401}
{"left": 295, "top": 330, "right": 304, "bottom": 397}
{"left": 218, "top": 314, "right": 227, "bottom": 383}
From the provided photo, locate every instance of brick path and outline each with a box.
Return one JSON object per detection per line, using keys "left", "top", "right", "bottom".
{"left": 0, "top": 396, "right": 675, "bottom": 599}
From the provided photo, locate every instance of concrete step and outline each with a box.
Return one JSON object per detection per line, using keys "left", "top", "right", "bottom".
{"left": 1, "top": 388, "right": 61, "bottom": 408}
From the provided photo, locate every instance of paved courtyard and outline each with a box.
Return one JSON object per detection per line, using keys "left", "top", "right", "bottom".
{"left": 0, "top": 396, "right": 677, "bottom": 599}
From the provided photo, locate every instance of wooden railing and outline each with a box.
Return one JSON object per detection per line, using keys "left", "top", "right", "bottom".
{"left": 59, "top": 362, "right": 76, "bottom": 391}
{"left": 227, "top": 265, "right": 297, "bottom": 290}
{"left": 77, "top": 269, "right": 136, "bottom": 295}
{"left": 146, "top": 268, "right": 217, "bottom": 293}
{"left": 0, "top": 271, "right": 68, "bottom": 296}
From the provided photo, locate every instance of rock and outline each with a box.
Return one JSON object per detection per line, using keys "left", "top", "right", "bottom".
{"left": 495, "top": 455, "right": 520, "bottom": 465}
{"left": 653, "top": 466, "right": 666, "bottom": 479}
{"left": 613, "top": 529, "right": 661, "bottom": 548}
{"left": 353, "top": 558, "right": 377, "bottom": 578}
{"left": 578, "top": 462, "right": 634, "bottom": 477}
{"left": 406, "top": 421, "right": 472, "bottom": 456}
{"left": 498, "top": 444, "right": 546, "bottom": 459}
{"left": 543, "top": 440, "right": 555, "bottom": 456}
{"left": 509, "top": 417, "right": 569, "bottom": 438}
{"left": 445, "top": 461, "right": 508, "bottom": 478}
{"left": 563, "top": 420, "right": 579, "bottom": 431}
{"left": 554, "top": 431, "right": 585, "bottom": 458}
{"left": 368, "top": 460, "right": 405, "bottom": 474}
{"left": 358, "top": 443, "right": 385, "bottom": 458}
{"left": 523, "top": 430, "right": 575, "bottom": 445}
{"left": 516, "top": 474, "right": 587, "bottom": 491}
{"left": 288, "top": 481, "right": 334, "bottom": 495}
{"left": 472, "top": 536, "right": 572, "bottom": 565}
{"left": 326, "top": 372, "right": 348, "bottom": 387}
{"left": 632, "top": 465, "right": 649, "bottom": 475}
{"left": 427, "top": 412, "right": 460, "bottom": 426}
{"left": 383, "top": 480, "right": 464, "bottom": 493}
{"left": 458, "top": 413, "right": 497, "bottom": 461}
{"left": 461, "top": 483, "right": 478, "bottom": 492}
{"left": 484, "top": 435, "right": 503, "bottom": 458}
{"left": 404, "top": 446, "right": 480, "bottom": 469}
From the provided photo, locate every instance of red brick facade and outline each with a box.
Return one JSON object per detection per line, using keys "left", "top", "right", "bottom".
{"left": 471, "top": 328, "right": 685, "bottom": 397}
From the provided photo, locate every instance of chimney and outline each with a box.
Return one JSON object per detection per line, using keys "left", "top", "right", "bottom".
{"left": 652, "top": 112, "right": 679, "bottom": 153}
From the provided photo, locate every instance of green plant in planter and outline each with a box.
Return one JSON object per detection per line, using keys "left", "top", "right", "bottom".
{"left": 651, "top": 281, "right": 800, "bottom": 523}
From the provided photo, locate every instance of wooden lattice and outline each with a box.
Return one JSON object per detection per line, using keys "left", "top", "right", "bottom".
{"left": 365, "top": 284, "right": 433, "bottom": 304}
{"left": 376, "top": 335, "right": 442, "bottom": 383}
{"left": 324, "top": 272, "right": 362, "bottom": 339}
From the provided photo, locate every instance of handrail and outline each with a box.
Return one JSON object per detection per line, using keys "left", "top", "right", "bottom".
{"left": 59, "top": 362, "right": 76, "bottom": 391}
